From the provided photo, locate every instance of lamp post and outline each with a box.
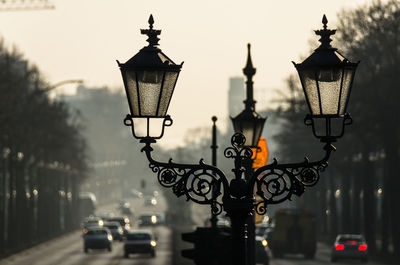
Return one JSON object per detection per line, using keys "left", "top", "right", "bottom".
{"left": 118, "top": 15, "right": 358, "bottom": 265}
{"left": 231, "top": 43, "right": 266, "bottom": 265}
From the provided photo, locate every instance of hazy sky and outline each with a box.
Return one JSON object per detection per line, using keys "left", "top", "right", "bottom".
{"left": 0, "top": 0, "right": 372, "bottom": 148}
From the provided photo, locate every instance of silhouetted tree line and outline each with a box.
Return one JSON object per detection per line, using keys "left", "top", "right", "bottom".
{"left": 0, "top": 41, "right": 88, "bottom": 257}
{"left": 273, "top": 0, "right": 400, "bottom": 259}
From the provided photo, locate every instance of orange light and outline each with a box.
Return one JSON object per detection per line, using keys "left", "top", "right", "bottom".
{"left": 335, "top": 244, "right": 344, "bottom": 251}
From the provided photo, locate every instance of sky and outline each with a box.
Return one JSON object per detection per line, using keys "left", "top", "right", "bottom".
{"left": 0, "top": 0, "right": 372, "bottom": 148}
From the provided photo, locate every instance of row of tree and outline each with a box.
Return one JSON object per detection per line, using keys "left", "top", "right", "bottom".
{"left": 0, "top": 41, "right": 88, "bottom": 256}
{"left": 273, "top": 0, "right": 400, "bottom": 258}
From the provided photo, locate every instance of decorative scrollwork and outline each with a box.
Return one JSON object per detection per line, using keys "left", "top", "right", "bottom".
{"left": 141, "top": 140, "right": 229, "bottom": 213}
{"left": 251, "top": 142, "right": 334, "bottom": 206}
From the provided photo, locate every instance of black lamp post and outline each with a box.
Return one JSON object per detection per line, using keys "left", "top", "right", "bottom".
{"left": 231, "top": 43, "right": 266, "bottom": 265}
{"left": 118, "top": 15, "right": 358, "bottom": 265}
{"left": 231, "top": 44, "right": 266, "bottom": 148}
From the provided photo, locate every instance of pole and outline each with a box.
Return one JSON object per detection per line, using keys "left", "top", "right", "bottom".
{"left": 210, "top": 116, "right": 218, "bottom": 229}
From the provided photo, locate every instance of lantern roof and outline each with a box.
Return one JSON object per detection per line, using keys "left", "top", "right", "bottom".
{"left": 118, "top": 15, "right": 183, "bottom": 70}
{"left": 294, "top": 15, "right": 357, "bottom": 68}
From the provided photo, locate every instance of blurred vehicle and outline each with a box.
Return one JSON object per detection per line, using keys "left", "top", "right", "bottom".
{"left": 83, "top": 227, "right": 112, "bottom": 253}
{"left": 124, "top": 230, "right": 156, "bottom": 258}
{"left": 78, "top": 192, "right": 96, "bottom": 219}
{"left": 103, "top": 221, "right": 124, "bottom": 241}
{"left": 106, "top": 216, "right": 131, "bottom": 235}
{"left": 138, "top": 213, "right": 164, "bottom": 227}
{"left": 255, "top": 236, "right": 270, "bottom": 265}
{"left": 270, "top": 208, "right": 316, "bottom": 258}
{"left": 204, "top": 216, "right": 231, "bottom": 228}
{"left": 82, "top": 216, "right": 104, "bottom": 232}
{"left": 256, "top": 223, "right": 274, "bottom": 241}
{"left": 130, "top": 188, "right": 143, "bottom": 198}
{"left": 331, "top": 234, "right": 368, "bottom": 263}
{"left": 98, "top": 211, "right": 114, "bottom": 220}
{"left": 144, "top": 196, "right": 157, "bottom": 206}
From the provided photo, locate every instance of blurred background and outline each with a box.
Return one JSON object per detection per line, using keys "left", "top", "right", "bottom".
{"left": 0, "top": 0, "right": 398, "bottom": 265}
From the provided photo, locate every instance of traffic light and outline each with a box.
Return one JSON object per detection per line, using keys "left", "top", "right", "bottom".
{"left": 181, "top": 227, "right": 232, "bottom": 265}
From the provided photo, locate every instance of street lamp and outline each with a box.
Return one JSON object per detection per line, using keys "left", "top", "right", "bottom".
{"left": 118, "top": 14, "right": 183, "bottom": 140}
{"left": 231, "top": 44, "right": 266, "bottom": 148}
{"left": 118, "top": 15, "right": 358, "bottom": 265}
{"left": 293, "top": 15, "right": 359, "bottom": 142}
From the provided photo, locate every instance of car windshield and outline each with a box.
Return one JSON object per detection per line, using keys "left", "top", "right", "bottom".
{"left": 87, "top": 230, "right": 107, "bottom": 235}
{"left": 105, "top": 225, "right": 118, "bottom": 229}
{"left": 338, "top": 235, "right": 363, "bottom": 243}
{"left": 127, "top": 233, "right": 151, "bottom": 240}
{"left": 109, "top": 218, "right": 127, "bottom": 226}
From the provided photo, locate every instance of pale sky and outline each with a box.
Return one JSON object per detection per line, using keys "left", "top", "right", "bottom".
{"left": 0, "top": 0, "right": 371, "bottom": 148}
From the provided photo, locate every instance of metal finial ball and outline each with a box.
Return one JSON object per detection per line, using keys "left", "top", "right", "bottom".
{"left": 212, "top": 116, "right": 217, "bottom": 122}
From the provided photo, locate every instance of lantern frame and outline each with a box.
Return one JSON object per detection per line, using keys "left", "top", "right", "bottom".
{"left": 293, "top": 15, "right": 359, "bottom": 142}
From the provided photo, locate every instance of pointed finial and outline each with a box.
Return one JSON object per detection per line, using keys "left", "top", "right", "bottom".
{"left": 322, "top": 14, "right": 328, "bottom": 29}
{"left": 243, "top": 43, "right": 256, "bottom": 78}
{"left": 148, "top": 14, "right": 154, "bottom": 29}
{"left": 315, "top": 15, "right": 336, "bottom": 50}
{"left": 141, "top": 14, "right": 161, "bottom": 47}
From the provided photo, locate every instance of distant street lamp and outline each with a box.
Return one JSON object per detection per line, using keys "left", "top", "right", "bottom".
{"left": 117, "top": 15, "right": 358, "bottom": 265}
{"left": 231, "top": 44, "right": 266, "bottom": 148}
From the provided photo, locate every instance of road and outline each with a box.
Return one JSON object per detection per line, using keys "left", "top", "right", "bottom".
{"left": 269, "top": 242, "right": 387, "bottom": 265}
{"left": 0, "top": 194, "right": 390, "bottom": 265}
{"left": 0, "top": 194, "right": 172, "bottom": 265}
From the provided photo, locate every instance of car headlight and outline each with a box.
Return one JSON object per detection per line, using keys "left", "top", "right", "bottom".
{"left": 151, "top": 215, "right": 157, "bottom": 224}
{"left": 108, "top": 235, "right": 113, "bottom": 241}
{"left": 262, "top": 239, "right": 268, "bottom": 247}
{"left": 99, "top": 220, "right": 104, "bottom": 226}
{"left": 150, "top": 240, "right": 156, "bottom": 247}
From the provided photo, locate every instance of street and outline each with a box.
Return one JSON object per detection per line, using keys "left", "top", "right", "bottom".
{"left": 269, "top": 242, "right": 386, "bottom": 265}
{"left": 0, "top": 195, "right": 172, "bottom": 265}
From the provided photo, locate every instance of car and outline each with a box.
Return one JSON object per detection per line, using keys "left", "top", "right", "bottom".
{"left": 138, "top": 213, "right": 164, "bottom": 227}
{"left": 124, "top": 230, "right": 157, "bottom": 258}
{"left": 255, "top": 236, "right": 270, "bottom": 265}
{"left": 106, "top": 216, "right": 131, "bottom": 236}
{"left": 83, "top": 227, "right": 113, "bottom": 253}
{"left": 103, "top": 221, "right": 124, "bottom": 241}
{"left": 144, "top": 196, "right": 157, "bottom": 206}
{"left": 82, "top": 216, "right": 104, "bottom": 232}
{"left": 130, "top": 188, "right": 143, "bottom": 198}
{"left": 331, "top": 234, "right": 368, "bottom": 263}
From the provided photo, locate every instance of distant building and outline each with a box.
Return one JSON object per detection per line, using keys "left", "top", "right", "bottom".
{"left": 228, "top": 77, "right": 245, "bottom": 118}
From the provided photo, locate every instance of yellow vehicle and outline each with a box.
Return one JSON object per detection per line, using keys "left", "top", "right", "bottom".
{"left": 270, "top": 208, "right": 316, "bottom": 259}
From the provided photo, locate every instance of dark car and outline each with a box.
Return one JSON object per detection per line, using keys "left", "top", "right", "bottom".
{"left": 331, "top": 234, "right": 368, "bottom": 263}
{"left": 83, "top": 227, "right": 112, "bottom": 253}
{"left": 106, "top": 216, "right": 131, "bottom": 235}
{"left": 124, "top": 230, "right": 156, "bottom": 258}
{"left": 138, "top": 213, "right": 165, "bottom": 227}
{"left": 256, "top": 236, "right": 270, "bottom": 265}
{"left": 103, "top": 221, "right": 124, "bottom": 241}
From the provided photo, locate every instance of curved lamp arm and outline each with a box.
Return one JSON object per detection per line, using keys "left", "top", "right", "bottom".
{"left": 140, "top": 139, "right": 231, "bottom": 216}
{"left": 249, "top": 142, "right": 336, "bottom": 214}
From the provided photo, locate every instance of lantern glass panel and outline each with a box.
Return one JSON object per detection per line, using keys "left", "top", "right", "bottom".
{"left": 158, "top": 71, "right": 179, "bottom": 116}
{"left": 339, "top": 67, "right": 356, "bottom": 114}
{"left": 235, "top": 121, "right": 254, "bottom": 147}
{"left": 124, "top": 70, "right": 139, "bottom": 116}
{"left": 137, "top": 70, "right": 164, "bottom": 116}
{"left": 298, "top": 69, "right": 320, "bottom": 115}
{"left": 318, "top": 68, "right": 342, "bottom": 115}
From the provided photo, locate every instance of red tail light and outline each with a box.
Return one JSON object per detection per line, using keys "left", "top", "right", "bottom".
{"left": 358, "top": 244, "right": 367, "bottom": 251}
{"left": 335, "top": 244, "right": 344, "bottom": 251}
